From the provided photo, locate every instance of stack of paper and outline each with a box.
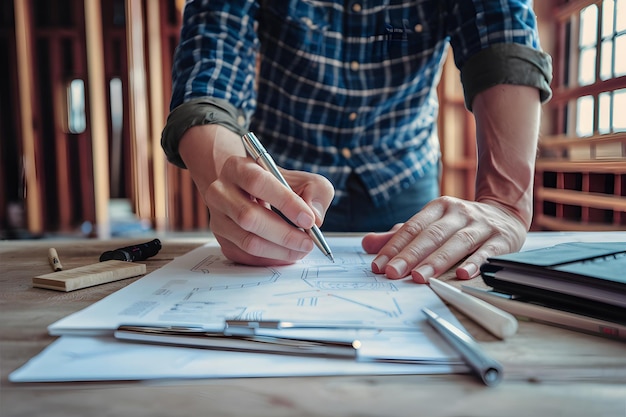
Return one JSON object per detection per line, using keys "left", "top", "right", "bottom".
{"left": 10, "top": 237, "right": 468, "bottom": 382}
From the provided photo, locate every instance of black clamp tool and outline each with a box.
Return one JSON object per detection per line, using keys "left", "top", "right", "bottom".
{"left": 99, "top": 238, "right": 162, "bottom": 262}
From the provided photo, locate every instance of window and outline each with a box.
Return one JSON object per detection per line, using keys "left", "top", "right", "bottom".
{"left": 533, "top": 0, "right": 626, "bottom": 232}
{"left": 561, "top": 0, "right": 626, "bottom": 141}
{"left": 65, "top": 79, "right": 86, "bottom": 134}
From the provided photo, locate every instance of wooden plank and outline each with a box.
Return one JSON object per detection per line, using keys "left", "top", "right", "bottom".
{"left": 33, "top": 260, "right": 146, "bottom": 292}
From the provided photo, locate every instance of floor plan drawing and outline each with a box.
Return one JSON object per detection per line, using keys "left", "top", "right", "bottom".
{"left": 47, "top": 237, "right": 463, "bottom": 360}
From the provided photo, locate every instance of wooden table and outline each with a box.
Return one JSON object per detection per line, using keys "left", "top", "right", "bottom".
{"left": 2, "top": 236, "right": 625, "bottom": 417}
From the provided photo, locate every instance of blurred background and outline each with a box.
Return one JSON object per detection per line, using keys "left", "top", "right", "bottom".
{"left": 0, "top": 0, "right": 624, "bottom": 240}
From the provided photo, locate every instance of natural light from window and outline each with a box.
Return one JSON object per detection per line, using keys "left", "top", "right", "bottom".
{"left": 576, "top": 0, "right": 626, "bottom": 137}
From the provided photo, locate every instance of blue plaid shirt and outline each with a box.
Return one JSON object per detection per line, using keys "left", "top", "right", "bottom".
{"left": 165, "top": 0, "right": 551, "bottom": 207}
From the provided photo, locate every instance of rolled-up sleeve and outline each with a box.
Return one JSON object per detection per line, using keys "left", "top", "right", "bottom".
{"left": 161, "top": 98, "right": 248, "bottom": 168}
{"left": 446, "top": 0, "right": 553, "bottom": 110}
{"left": 161, "top": 0, "right": 259, "bottom": 168}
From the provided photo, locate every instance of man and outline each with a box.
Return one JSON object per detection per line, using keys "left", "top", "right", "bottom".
{"left": 162, "top": 1, "right": 552, "bottom": 283}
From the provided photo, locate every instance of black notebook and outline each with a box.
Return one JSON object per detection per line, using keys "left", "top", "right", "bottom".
{"left": 480, "top": 242, "right": 626, "bottom": 323}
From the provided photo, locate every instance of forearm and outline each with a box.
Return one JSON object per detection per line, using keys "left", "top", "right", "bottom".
{"left": 164, "top": 0, "right": 258, "bottom": 169}
{"left": 472, "top": 84, "right": 542, "bottom": 229}
{"left": 178, "top": 124, "right": 246, "bottom": 194}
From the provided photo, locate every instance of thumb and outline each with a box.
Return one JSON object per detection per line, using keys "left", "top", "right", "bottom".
{"left": 361, "top": 223, "right": 403, "bottom": 254}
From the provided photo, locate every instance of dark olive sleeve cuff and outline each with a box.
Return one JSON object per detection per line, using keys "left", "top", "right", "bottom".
{"left": 460, "top": 43, "right": 553, "bottom": 112}
{"left": 161, "top": 98, "right": 248, "bottom": 169}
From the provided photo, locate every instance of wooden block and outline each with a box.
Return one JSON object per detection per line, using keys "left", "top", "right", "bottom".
{"left": 33, "top": 260, "right": 146, "bottom": 292}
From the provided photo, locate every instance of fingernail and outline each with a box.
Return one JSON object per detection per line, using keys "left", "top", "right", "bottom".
{"left": 371, "top": 255, "right": 389, "bottom": 274}
{"left": 412, "top": 265, "right": 434, "bottom": 284}
{"left": 311, "top": 201, "right": 324, "bottom": 220}
{"left": 386, "top": 259, "right": 408, "bottom": 278}
{"left": 296, "top": 211, "right": 315, "bottom": 228}
{"left": 458, "top": 263, "right": 478, "bottom": 280}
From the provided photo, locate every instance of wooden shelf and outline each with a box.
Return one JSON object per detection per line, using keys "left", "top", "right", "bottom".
{"left": 535, "top": 159, "right": 626, "bottom": 173}
{"left": 539, "top": 133, "right": 626, "bottom": 150}
{"left": 533, "top": 214, "right": 626, "bottom": 231}
{"left": 534, "top": 160, "right": 626, "bottom": 231}
{"left": 535, "top": 187, "right": 626, "bottom": 211}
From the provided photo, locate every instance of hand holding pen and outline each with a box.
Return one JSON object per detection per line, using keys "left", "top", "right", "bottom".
{"left": 176, "top": 124, "right": 335, "bottom": 266}
{"left": 241, "top": 132, "right": 334, "bottom": 262}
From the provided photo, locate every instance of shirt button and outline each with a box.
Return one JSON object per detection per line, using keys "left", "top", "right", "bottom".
{"left": 237, "top": 115, "right": 246, "bottom": 126}
{"left": 341, "top": 148, "right": 352, "bottom": 159}
{"left": 350, "top": 61, "right": 359, "bottom": 71}
{"left": 348, "top": 112, "right": 357, "bottom": 121}
{"left": 352, "top": 3, "right": 362, "bottom": 12}
{"left": 414, "top": 24, "right": 423, "bottom": 33}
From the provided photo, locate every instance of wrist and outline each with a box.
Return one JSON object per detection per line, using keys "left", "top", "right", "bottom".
{"left": 476, "top": 195, "right": 533, "bottom": 230}
{"left": 179, "top": 124, "right": 245, "bottom": 192}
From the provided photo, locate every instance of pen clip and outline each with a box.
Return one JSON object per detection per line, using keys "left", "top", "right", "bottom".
{"left": 226, "top": 320, "right": 283, "bottom": 330}
{"left": 224, "top": 320, "right": 417, "bottom": 332}
{"left": 241, "top": 132, "right": 266, "bottom": 161}
{"left": 242, "top": 132, "right": 290, "bottom": 188}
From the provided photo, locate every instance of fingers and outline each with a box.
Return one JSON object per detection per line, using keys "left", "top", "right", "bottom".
{"left": 362, "top": 230, "right": 395, "bottom": 255}
{"left": 369, "top": 198, "right": 449, "bottom": 278}
{"left": 283, "top": 170, "right": 335, "bottom": 227}
{"left": 367, "top": 197, "right": 528, "bottom": 284}
{"left": 362, "top": 224, "right": 403, "bottom": 271}
{"left": 215, "top": 214, "right": 313, "bottom": 265}
{"left": 207, "top": 156, "right": 334, "bottom": 264}
{"left": 385, "top": 209, "right": 472, "bottom": 280}
{"left": 238, "top": 163, "right": 316, "bottom": 230}
{"left": 455, "top": 218, "right": 526, "bottom": 280}
{"left": 407, "top": 224, "right": 489, "bottom": 283}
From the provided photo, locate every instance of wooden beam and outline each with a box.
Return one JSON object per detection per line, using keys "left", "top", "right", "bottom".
{"left": 50, "top": 38, "right": 73, "bottom": 232}
{"left": 550, "top": 76, "right": 626, "bottom": 105}
{"left": 540, "top": 132, "right": 626, "bottom": 147}
{"left": 147, "top": 0, "right": 167, "bottom": 232}
{"left": 125, "top": 0, "right": 152, "bottom": 223}
{"left": 536, "top": 159, "right": 626, "bottom": 173}
{"left": 14, "top": 0, "right": 44, "bottom": 234}
{"left": 84, "top": 0, "right": 111, "bottom": 238}
{"left": 535, "top": 187, "right": 626, "bottom": 211}
{"left": 553, "top": 0, "right": 601, "bottom": 22}
{"left": 534, "top": 214, "right": 626, "bottom": 231}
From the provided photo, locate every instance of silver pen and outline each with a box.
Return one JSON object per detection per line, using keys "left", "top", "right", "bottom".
{"left": 422, "top": 307, "right": 503, "bottom": 386}
{"left": 115, "top": 325, "right": 358, "bottom": 358}
{"left": 241, "top": 132, "right": 334, "bottom": 262}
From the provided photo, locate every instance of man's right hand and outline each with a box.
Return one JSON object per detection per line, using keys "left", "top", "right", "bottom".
{"left": 179, "top": 124, "right": 334, "bottom": 266}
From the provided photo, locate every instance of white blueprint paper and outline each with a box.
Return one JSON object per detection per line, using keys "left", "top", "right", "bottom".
{"left": 9, "top": 335, "right": 466, "bottom": 382}
{"left": 11, "top": 236, "right": 469, "bottom": 382}
{"left": 47, "top": 237, "right": 463, "bottom": 361}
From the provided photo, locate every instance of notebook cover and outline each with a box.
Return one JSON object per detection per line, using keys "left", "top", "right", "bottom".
{"left": 480, "top": 242, "right": 626, "bottom": 320}
{"left": 481, "top": 242, "right": 626, "bottom": 291}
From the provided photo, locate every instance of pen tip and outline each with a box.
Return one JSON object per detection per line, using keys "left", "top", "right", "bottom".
{"left": 327, "top": 253, "right": 335, "bottom": 263}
